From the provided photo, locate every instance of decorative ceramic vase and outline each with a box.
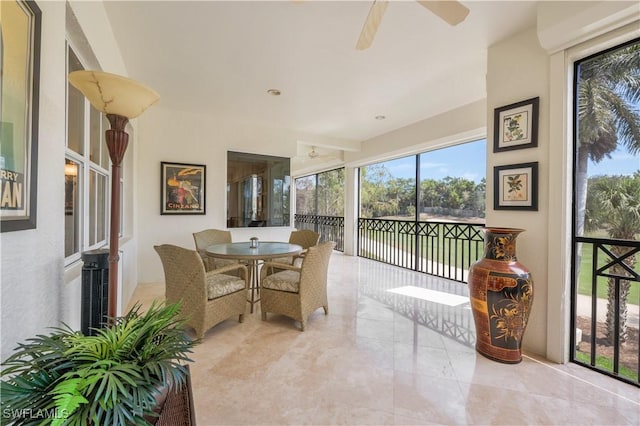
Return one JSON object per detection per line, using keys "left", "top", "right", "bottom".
{"left": 468, "top": 227, "right": 533, "bottom": 363}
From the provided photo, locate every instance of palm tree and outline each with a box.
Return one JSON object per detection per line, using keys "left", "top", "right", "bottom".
{"left": 575, "top": 42, "right": 640, "bottom": 239}
{"left": 575, "top": 42, "right": 640, "bottom": 345}
{"left": 584, "top": 173, "right": 640, "bottom": 343}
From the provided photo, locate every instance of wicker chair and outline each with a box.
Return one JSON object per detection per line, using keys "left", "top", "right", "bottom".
{"left": 271, "top": 229, "right": 321, "bottom": 266}
{"left": 259, "top": 241, "right": 335, "bottom": 331}
{"left": 192, "top": 228, "right": 238, "bottom": 272}
{"left": 154, "top": 244, "right": 247, "bottom": 338}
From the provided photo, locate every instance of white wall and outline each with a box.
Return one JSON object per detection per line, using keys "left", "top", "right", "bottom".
{"left": 486, "top": 27, "right": 550, "bottom": 358}
{"left": 67, "top": 1, "right": 127, "bottom": 75}
{"left": 0, "top": 1, "right": 66, "bottom": 362}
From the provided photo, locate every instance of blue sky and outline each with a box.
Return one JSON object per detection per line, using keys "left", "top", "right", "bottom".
{"left": 420, "top": 140, "right": 486, "bottom": 183}
{"left": 587, "top": 97, "right": 639, "bottom": 176}
{"left": 382, "top": 139, "right": 638, "bottom": 182}
{"left": 384, "top": 139, "right": 486, "bottom": 183}
{"left": 588, "top": 146, "right": 639, "bottom": 177}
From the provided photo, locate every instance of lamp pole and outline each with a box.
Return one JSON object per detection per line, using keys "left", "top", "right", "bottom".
{"left": 68, "top": 70, "right": 159, "bottom": 323}
{"left": 105, "top": 113, "right": 129, "bottom": 318}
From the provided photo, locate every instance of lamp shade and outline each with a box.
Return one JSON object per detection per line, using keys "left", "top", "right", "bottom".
{"left": 68, "top": 70, "right": 159, "bottom": 119}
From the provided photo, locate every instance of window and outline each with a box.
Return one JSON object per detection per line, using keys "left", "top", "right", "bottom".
{"left": 294, "top": 168, "right": 345, "bottom": 251}
{"left": 359, "top": 140, "right": 486, "bottom": 221}
{"left": 294, "top": 175, "right": 316, "bottom": 215}
{"left": 226, "top": 151, "right": 291, "bottom": 227}
{"left": 65, "top": 45, "right": 110, "bottom": 263}
{"left": 419, "top": 140, "right": 486, "bottom": 220}
{"left": 357, "top": 140, "right": 486, "bottom": 280}
{"left": 295, "top": 169, "right": 345, "bottom": 218}
{"left": 360, "top": 157, "right": 416, "bottom": 220}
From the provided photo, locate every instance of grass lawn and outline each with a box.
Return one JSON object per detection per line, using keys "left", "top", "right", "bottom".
{"left": 577, "top": 239, "right": 639, "bottom": 306}
{"left": 574, "top": 351, "right": 638, "bottom": 382}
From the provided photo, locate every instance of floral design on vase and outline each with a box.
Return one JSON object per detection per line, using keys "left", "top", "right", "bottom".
{"left": 468, "top": 227, "right": 534, "bottom": 363}
{"left": 489, "top": 279, "right": 533, "bottom": 344}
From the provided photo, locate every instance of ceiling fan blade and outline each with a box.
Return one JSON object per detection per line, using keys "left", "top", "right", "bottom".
{"left": 356, "top": 0, "right": 389, "bottom": 50}
{"left": 416, "top": 1, "right": 469, "bottom": 26}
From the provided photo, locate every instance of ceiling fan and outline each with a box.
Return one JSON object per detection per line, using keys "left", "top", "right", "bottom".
{"left": 356, "top": 0, "right": 470, "bottom": 50}
{"left": 296, "top": 146, "right": 342, "bottom": 163}
{"left": 308, "top": 146, "right": 320, "bottom": 159}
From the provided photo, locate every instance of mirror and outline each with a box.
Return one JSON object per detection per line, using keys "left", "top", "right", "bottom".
{"left": 227, "top": 151, "right": 290, "bottom": 228}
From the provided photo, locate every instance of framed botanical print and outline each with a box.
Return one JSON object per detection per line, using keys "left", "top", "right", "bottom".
{"left": 493, "top": 97, "right": 539, "bottom": 153}
{"left": 0, "top": 0, "right": 41, "bottom": 232}
{"left": 494, "top": 162, "right": 538, "bottom": 211}
{"left": 160, "top": 162, "right": 206, "bottom": 215}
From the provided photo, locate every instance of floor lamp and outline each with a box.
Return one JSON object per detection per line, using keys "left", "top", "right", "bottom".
{"left": 68, "top": 70, "right": 159, "bottom": 319}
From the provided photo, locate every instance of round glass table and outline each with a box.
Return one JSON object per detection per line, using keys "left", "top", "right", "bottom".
{"left": 205, "top": 242, "right": 303, "bottom": 313}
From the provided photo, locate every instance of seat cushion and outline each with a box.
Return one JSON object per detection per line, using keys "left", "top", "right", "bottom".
{"left": 205, "top": 273, "right": 245, "bottom": 300}
{"left": 261, "top": 270, "right": 300, "bottom": 293}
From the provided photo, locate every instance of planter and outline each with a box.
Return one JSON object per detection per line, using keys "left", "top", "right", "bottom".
{"left": 468, "top": 227, "right": 533, "bottom": 363}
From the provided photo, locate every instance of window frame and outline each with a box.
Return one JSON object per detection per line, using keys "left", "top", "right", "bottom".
{"left": 569, "top": 35, "right": 640, "bottom": 386}
{"left": 64, "top": 42, "right": 111, "bottom": 266}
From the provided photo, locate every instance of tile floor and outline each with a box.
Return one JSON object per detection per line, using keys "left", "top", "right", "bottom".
{"left": 132, "top": 252, "right": 640, "bottom": 425}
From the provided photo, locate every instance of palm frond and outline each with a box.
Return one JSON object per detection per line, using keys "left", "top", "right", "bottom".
{"left": 577, "top": 42, "right": 640, "bottom": 165}
{"left": 1, "top": 301, "right": 197, "bottom": 425}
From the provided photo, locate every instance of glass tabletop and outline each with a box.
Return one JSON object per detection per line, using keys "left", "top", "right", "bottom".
{"left": 205, "top": 241, "right": 303, "bottom": 260}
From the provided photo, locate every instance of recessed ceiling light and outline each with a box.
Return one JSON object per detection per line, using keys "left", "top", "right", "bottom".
{"left": 375, "top": 115, "right": 386, "bottom": 120}
{"left": 267, "top": 89, "right": 281, "bottom": 96}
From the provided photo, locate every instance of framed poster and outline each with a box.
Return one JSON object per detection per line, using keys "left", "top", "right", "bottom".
{"left": 160, "top": 162, "right": 206, "bottom": 215}
{"left": 493, "top": 97, "right": 539, "bottom": 153}
{"left": 0, "top": 0, "right": 41, "bottom": 232}
{"left": 493, "top": 162, "right": 538, "bottom": 211}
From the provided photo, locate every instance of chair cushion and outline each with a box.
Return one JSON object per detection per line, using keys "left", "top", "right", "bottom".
{"left": 205, "top": 273, "right": 245, "bottom": 300}
{"left": 261, "top": 270, "right": 300, "bottom": 293}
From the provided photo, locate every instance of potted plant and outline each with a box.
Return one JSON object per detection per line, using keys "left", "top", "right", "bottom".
{"left": 1, "top": 301, "right": 197, "bottom": 425}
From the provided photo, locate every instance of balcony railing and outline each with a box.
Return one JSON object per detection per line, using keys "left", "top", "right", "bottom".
{"left": 294, "top": 214, "right": 344, "bottom": 252}
{"left": 572, "top": 236, "right": 640, "bottom": 387}
{"left": 294, "top": 215, "right": 485, "bottom": 283}
{"left": 358, "top": 218, "right": 485, "bottom": 283}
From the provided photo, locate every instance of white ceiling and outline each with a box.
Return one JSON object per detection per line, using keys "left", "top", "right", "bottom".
{"left": 103, "top": 1, "right": 538, "bottom": 145}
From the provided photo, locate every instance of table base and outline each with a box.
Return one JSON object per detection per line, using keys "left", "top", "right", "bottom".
{"left": 247, "top": 259, "right": 262, "bottom": 313}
